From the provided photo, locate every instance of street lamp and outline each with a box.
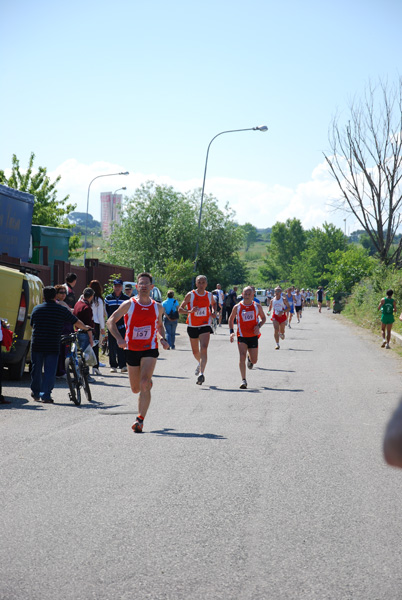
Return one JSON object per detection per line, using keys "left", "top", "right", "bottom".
{"left": 193, "top": 126, "right": 268, "bottom": 275}
{"left": 83, "top": 172, "right": 129, "bottom": 263}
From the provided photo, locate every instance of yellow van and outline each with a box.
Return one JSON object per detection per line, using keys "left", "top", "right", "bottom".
{"left": 0, "top": 265, "right": 43, "bottom": 379}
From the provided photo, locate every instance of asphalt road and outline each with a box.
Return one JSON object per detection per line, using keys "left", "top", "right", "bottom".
{"left": 2, "top": 308, "right": 402, "bottom": 600}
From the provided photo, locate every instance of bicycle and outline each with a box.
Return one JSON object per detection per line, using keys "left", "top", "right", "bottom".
{"left": 61, "top": 331, "right": 92, "bottom": 406}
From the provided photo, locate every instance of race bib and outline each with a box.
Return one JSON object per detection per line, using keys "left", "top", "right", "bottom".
{"left": 242, "top": 310, "right": 254, "bottom": 322}
{"left": 195, "top": 306, "right": 207, "bottom": 317}
{"left": 132, "top": 325, "right": 151, "bottom": 339}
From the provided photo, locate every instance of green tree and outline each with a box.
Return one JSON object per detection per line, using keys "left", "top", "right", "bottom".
{"left": 259, "top": 256, "right": 282, "bottom": 285}
{"left": 106, "top": 182, "right": 244, "bottom": 283}
{"left": 157, "top": 257, "right": 194, "bottom": 295}
{"left": 239, "top": 222, "right": 258, "bottom": 251}
{"left": 324, "top": 245, "right": 375, "bottom": 294}
{"left": 0, "top": 152, "right": 80, "bottom": 258}
{"left": 260, "top": 218, "right": 306, "bottom": 281}
{"left": 0, "top": 152, "right": 76, "bottom": 226}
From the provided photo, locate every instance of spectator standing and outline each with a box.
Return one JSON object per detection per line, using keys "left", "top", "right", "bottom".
{"left": 64, "top": 273, "right": 77, "bottom": 309}
{"left": 162, "top": 290, "right": 180, "bottom": 349}
{"left": 105, "top": 279, "right": 129, "bottom": 373}
{"left": 225, "top": 286, "right": 238, "bottom": 322}
{"left": 124, "top": 283, "right": 134, "bottom": 298}
{"left": 213, "top": 283, "right": 225, "bottom": 326}
{"left": 73, "top": 288, "right": 95, "bottom": 353}
{"left": 89, "top": 280, "right": 106, "bottom": 375}
{"left": 55, "top": 284, "right": 74, "bottom": 379}
{"left": 30, "top": 286, "right": 89, "bottom": 403}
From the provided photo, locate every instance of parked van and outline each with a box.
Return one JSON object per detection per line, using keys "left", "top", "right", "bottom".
{"left": 255, "top": 289, "right": 269, "bottom": 306}
{"left": 0, "top": 265, "right": 43, "bottom": 379}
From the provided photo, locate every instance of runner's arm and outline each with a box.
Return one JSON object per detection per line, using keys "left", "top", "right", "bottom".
{"left": 377, "top": 298, "right": 385, "bottom": 311}
{"left": 106, "top": 299, "right": 131, "bottom": 347}
{"left": 255, "top": 304, "right": 267, "bottom": 333}
{"left": 179, "top": 292, "right": 197, "bottom": 314}
{"left": 228, "top": 305, "right": 238, "bottom": 343}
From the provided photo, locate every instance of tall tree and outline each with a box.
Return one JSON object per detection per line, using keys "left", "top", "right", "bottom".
{"left": 324, "top": 78, "right": 402, "bottom": 265}
{"left": 106, "top": 182, "right": 244, "bottom": 282}
{"left": 261, "top": 218, "right": 306, "bottom": 281}
{"left": 240, "top": 222, "right": 258, "bottom": 251}
{"left": 292, "top": 223, "right": 347, "bottom": 286}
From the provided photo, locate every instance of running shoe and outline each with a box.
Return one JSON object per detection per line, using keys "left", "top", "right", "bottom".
{"left": 381, "top": 340, "right": 386, "bottom": 348}
{"left": 240, "top": 380, "right": 247, "bottom": 389}
{"left": 120, "top": 367, "right": 128, "bottom": 373}
{"left": 288, "top": 324, "right": 291, "bottom": 328}
{"left": 247, "top": 356, "right": 253, "bottom": 370}
{"left": 275, "top": 343, "right": 280, "bottom": 350}
{"left": 196, "top": 374, "right": 205, "bottom": 385}
{"left": 195, "top": 363, "right": 201, "bottom": 376}
{"left": 279, "top": 333, "right": 285, "bottom": 340}
{"left": 132, "top": 418, "right": 144, "bottom": 433}
{"left": 386, "top": 343, "right": 391, "bottom": 349}
{"left": 110, "top": 367, "right": 117, "bottom": 373}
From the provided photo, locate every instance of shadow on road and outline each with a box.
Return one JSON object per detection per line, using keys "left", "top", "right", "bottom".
{"left": 286, "top": 348, "right": 312, "bottom": 352}
{"left": 257, "top": 367, "right": 296, "bottom": 372}
{"left": 150, "top": 428, "right": 226, "bottom": 440}
{"left": 208, "top": 386, "right": 260, "bottom": 393}
{"left": 261, "top": 386, "right": 304, "bottom": 392}
{"left": 153, "top": 374, "right": 189, "bottom": 380}
{"left": 0, "top": 396, "right": 44, "bottom": 410}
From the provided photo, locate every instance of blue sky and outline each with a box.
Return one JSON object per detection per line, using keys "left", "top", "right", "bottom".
{"left": 1, "top": 0, "right": 401, "bottom": 232}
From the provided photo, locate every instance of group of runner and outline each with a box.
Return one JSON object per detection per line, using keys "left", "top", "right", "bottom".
{"left": 107, "top": 273, "right": 319, "bottom": 433}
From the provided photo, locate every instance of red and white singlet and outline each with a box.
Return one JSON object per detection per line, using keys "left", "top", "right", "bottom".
{"left": 186, "top": 290, "right": 212, "bottom": 327}
{"left": 237, "top": 301, "right": 260, "bottom": 338}
{"left": 124, "top": 297, "right": 159, "bottom": 351}
{"left": 271, "top": 296, "right": 288, "bottom": 323}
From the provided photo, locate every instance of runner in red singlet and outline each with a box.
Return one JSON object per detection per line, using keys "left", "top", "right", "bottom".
{"left": 179, "top": 274, "right": 216, "bottom": 385}
{"left": 268, "top": 286, "right": 290, "bottom": 350}
{"left": 229, "top": 286, "right": 266, "bottom": 389}
{"left": 106, "top": 272, "right": 169, "bottom": 433}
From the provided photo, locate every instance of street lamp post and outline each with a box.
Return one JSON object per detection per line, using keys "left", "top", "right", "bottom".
{"left": 84, "top": 172, "right": 129, "bottom": 264}
{"left": 193, "top": 126, "right": 268, "bottom": 276}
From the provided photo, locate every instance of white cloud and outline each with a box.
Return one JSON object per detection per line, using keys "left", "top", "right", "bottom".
{"left": 47, "top": 158, "right": 357, "bottom": 230}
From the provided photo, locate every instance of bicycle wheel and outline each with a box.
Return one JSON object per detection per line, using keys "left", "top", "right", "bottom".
{"left": 79, "top": 358, "right": 92, "bottom": 403}
{"left": 65, "top": 356, "right": 81, "bottom": 406}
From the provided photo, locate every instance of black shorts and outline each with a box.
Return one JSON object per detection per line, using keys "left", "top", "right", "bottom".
{"left": 295, "top": 305, "right": 302, "bottom": 312}
{"left": 238, "top": 336, "right": 259, "bottom": 349}
{"left": 125, "top": 349, "right": 159, "bottom": 367}
{"left": 187, "top": 325, "right": 213, "bottom": 339}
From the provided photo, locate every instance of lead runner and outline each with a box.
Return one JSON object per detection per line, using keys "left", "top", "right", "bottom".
{"left": 106, "top": 272, "right": 169, "bottom": 433}
{"left": 229, "top": 286, "right": 266, "bottom": 389}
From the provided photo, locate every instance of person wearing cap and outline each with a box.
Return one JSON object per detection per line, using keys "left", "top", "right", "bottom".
{"left": 105, "top": 279, "right": 129, "bottom": 373}
{"left": 124, "top": 283, "right": 134, "bottom": 298}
